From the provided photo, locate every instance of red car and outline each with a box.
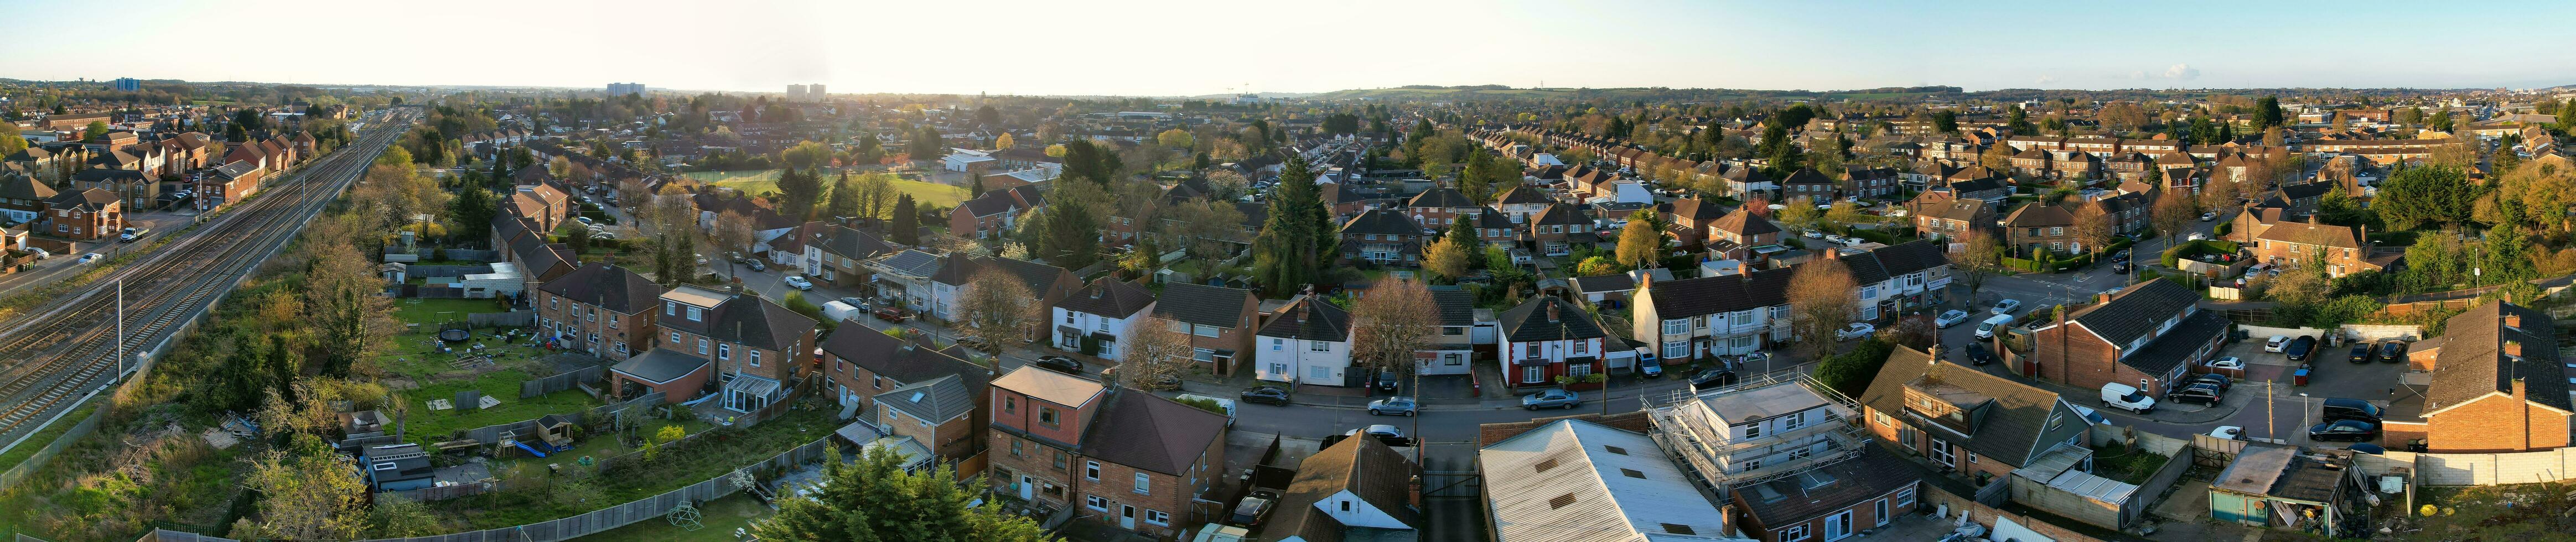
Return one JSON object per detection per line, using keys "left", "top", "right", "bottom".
{"left": 874, "top": 307, "right": 909, "bottom": 322}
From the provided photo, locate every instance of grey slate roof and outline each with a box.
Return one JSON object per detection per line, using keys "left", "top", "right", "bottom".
{"left": 818, "top": 320, "right": 987, "bottom": 387}
{"left": 1153, "top": 282, "right": 1255, "bottom": 330}
{"left": 537, "top": 262, "right": 661, "bottom": 314}
{"left": 0, "top": 174, "right": 56, "bottom": 201}
{"left": 2425, "top": 302, "right": 2570, "bottom": 414}
{"left": 660, "top": 293, "right": 815, "bottom": 353}
{"left": 1858, "top": 347, "right": 2070, "bottom": 467}
{"left": 876, "top": 249, "right": 944, "bottom": 277}
{"left": 1643, "top": 266, "right": 1795, "bottom": 318}
{"left": 874, "top": 374, "right": 976, "bottom": 424}
{"left": 613, "top": 348, "right": 711, "bottom": 384}
{"left": 1497, "top": 296, "right": 1605, "bottom": 342}
{"left": 1077, "top": 389, "right": 1230, "bottom": 476}
{"left": 1257, "top": 296, "right": 1351, "bottom": 342}
{"left": 1261, "top": 436, "right": 1424, "bottom": 541}
{"left": 2069, "top": 278, "right": 2196, "bottom": 348}
{"left": 1428, "top": 288, "right": 1477, "bottom": 327}
{"left": 1406, "top": 187, "right": 1474, "bottom": 209}
{"left": 817, "top": 226, "right": 893, "bottom": 259}
{"left": 1056, "top": 278, "right": 1156, "bottom": 317}
{"left": 1339, "top": 208, "right": 1425, "bottom": 236}
{"left": 1834, "top": 241, "right": 1948, "bottom": 286}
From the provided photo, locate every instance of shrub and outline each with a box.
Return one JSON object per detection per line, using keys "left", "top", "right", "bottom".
{"left": 1810, "top": 338, "right": 1897, "bottom": 398}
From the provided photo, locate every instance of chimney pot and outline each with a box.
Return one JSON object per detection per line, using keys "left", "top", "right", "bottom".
{"left": 2505, "top": 340, "right": 2522, "bottom": 357}
{"left": 2504, "top": 314, "right": 2522, "bottom": 329}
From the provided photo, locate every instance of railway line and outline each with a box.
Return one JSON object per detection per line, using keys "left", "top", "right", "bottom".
{"left": 0, "top": 108, "right": 418, "bottom": 455}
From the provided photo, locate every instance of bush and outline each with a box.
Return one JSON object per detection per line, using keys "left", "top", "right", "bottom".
{"left": 1810, "top": 338, "right": 1898, "bottom": 398}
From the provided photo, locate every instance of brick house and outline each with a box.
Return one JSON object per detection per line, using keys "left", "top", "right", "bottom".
{"left": 1338, "top": 209, "right": 1429, "bottom": 265}
{"left": 1779, "top": 168, "right": 1837, "bottom": 202}
{"left": 820, "top": 320, "right": 990, "bottom": 415}
{"left": 2242, "top": 216, "right": 2378, "bottom": 278}
{"left": 1910, "top": 195, "right": 1994, "bottom": 242}
{"left": 1858, "top": 346, "right": 2091, "bottom": 482}
{"left": 1663, "top": 196, "right": 1728, "bottom": 248}
{"left": 609, "top": 284, "right": 818, "bottom": 410}
{"left": 986, "top": 367, "right": 1229, "bottom": 538}
{"left": 1497, "top": 296, "right": 1608, "bottom": 389}
{"left": 0, "top": 173, "right": 58, "bottom": 225}
{"left": 1839, "top": 166, "right": 1901, "bottom": 200}
{"left": 1403, "top": 186, "right": 1479, "bottom": 228}
{"left": 799, "top": 225, "right": 894, "bottom": 288}
{"left": 533, "top": 262, "right": 661, "bottom": 361}
{"left": 1149, "top": 282, "right": 1260, "bottom": 377}
{"left": 46, "top": 188, "right": 121, "bottom": 240}
{"left": 2381, "top": 302, "right": 2570, "bottom": 453}
{"left": 926, "top": 252, "right": 1081, "bottom": 324}
{"left": 1631, "top": 267, "right": 1796, "bottom": 362}
{"left": 872, "top": 373, "right": 988, "bottom": 474}
{"left": 1706, "top": 210, "right": 1785, "bottom": 263}
{"left": 1824, "top": 241, "right": 1952, "bottom": 322}
{"left": 1526, "top": 204, "right": 1592, "bottom": 257}
{"left": 2023, "top": 278, "right": 2230, "bottom": 398}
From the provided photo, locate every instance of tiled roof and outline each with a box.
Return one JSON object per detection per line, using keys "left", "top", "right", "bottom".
{"left": 661, "top": 291, "right": 815, "bottom": 352}
{"left": 1497, "top": 296, "right": 1605, "bottom": 342}
{"left": 1406, "top": 187, "right": 1474, "bottom": 209}
{"left": 2252, "top": 220, "right": 2362, "bottom": 249}
{"left": 1667, "top": 197, "right": 1726, "bottom": 222}
{"left": 1152, "top": 282, "right": 1253, "bottom": 330}
{"left": 1340, "top": 209, "right": 1427, "bottom": 236}
{"left": 1709, "top": 210, "right": 1780, "bottom": 237}
{"left": 1833, "top": 241, "right": 1947, "bottom": 286}
{"left": 2424, "top": 302, "right": 2569, "bottom": 415}
{"left": 1642, "top": 267, "right": 1795, "bottom": 317}
{"left": 1078, "top": 389, "right": 1229, "bottom": 476}
{"left": 1428, "top": 288, "right": 1477, "bottom": 327}
{"left": 876, "top": 249, "right": 944, "bottom": 277}
{"left": 537, "top": 262, "right": 661, "bottom": 314}
{"left": 2067, "top": 278, "right": 2196, "bottom": 349}
{"left": 874, "top": 374, "right": 977, "bottom": 424}
{"left": 1858, "top": 347, "right": 2070, "bottom": 466}
{"left": 1055, "top": 278, "right": 1156, "bottom": 317}
{"left": 1257, "top": 296, "right": 1351, "bottom": 342}
{"left": 1261, "top": 436, "right": 1423, "bottom": 541}
{"left": 820, "top": 322, "right": 986, "bottom": 386}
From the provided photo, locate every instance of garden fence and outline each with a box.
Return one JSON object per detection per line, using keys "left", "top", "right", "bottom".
{"left": 519, "top": 366, "right": 604, "bottom": 399}
{"left": 463, "top": 310, "right": 533, "bottom": 328}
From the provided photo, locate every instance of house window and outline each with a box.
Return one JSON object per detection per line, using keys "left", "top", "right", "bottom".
{"left": 697, "top": 339, "right": 709, "bottom": 355}
{"left": 717, "top": 344, "right": 730, "bottom": 360}
{"left": 1745, "top": 424, "right": 1761, "bottom": 438}
{"left": 1309, "top": 340, "right": 1330, "bottom": 352}
{"left": 1194, "top": 325, "right": 1220, "bottom": 337}
{"left": 1522, "top": 366, "right": 1544, "bottom": 383}
{"left": 1729, "top": 311, "right": 1753, "bottom": 325}
{"left": 1779, "top": 524, "right": 1810, "bottom": 542}
{"left": 1010, "top": 439, "right": 1023, "bottom": 457}
{"left": 1004, "top": 396, "right": 1017, "bottom": 413}
{"left": 1040, "top": 407, "right": 1060, "bottom": 429}
{"left": 665, "top": 301, "right": 677, "bottom": 316}
{"left": 687, "top": 307, "right": 702, "bottom": 321}
{"left": 1771, "top": 305, "right": 1789, "bottom": 320}
{"left": 1144, "top": 509, "right": 1170, "bottom": 526}
{"left": 1782, "top": 413, "right": 1805, "bottom": 430}
{"left": 1930, "top": 440, "right": 1956, "bottom": 467}
{"left": 1271, "top": 338, "right": 1284, "bottom": 351}
{"left": 1444, "top": 353, "right": 1464, "bottom": 366}
{"left": 1664, "top": 342, "right": 1687, "bottom": 359}
{"left": 1568, "top": 363, "right": 1591, "bottom": 378}
{"left": 1085, "top": 461, "right": 1101, "bottom": 481}
{"left": 1085, "top": 496, "right": 1108, "bottom": 511}
{"left": 1309, "top": 366, "right": 1330, "bottom": 380}
{"left": 748, "top": 351, "right": 761, "bottom": 367}
{"left": 1662, "top": 319, "right": 1688, "bottom": 335}
{"left": 1268, "top": 362, "right": 1288, "bottom": 375}
{"left": 1896, "top": 486, "right": 1917, "bottom": 508}
{"left": 1443, "top": 326, "right": 1464, "bottom": 336}
{"left": 1133, "top": 473, "right": 1150, "bottom": 494}
{"left": 670, "top": 332, "right": 682, "bottom": 344}
{"left": 1524, "top": 344, "right": 1542, "bottom": 358}
{"left": 1573, "top": 341, "right": 1588, "bottom": 355}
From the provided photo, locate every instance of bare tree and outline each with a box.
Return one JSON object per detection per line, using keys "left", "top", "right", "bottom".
{"left": 1348, "top": 278, "right": 1440, "bottom": 378}
{"left": 1955, "top": 228, "right": 2003, "bottom": 300}
{"left": 955, "top": 269, "right": 1041, "bottom": 349}
{"left": 2150, "top": 189, "right": 2196, "bottom": 242}
{"left": 1203, "top": 169, "right": 1251, "bottom": 200}
{"left": 616, "top": 178, "right": 654, "bottom": 213}
{"left": 712, "top": 210, "right": 757, "bottom": 260}
{"left": 2070, "top": 203, "right": 2114, "bottom": 256}
{"left": 303, "top": 241, "right": 396, "bottom": 376}
{"left": 652, "top": 184, "right": 697, "bottom": 234}
{"left": 1787, "top": 257, "right": 1860, "bottom": 360}
{"left": 1163, "top": 199, "right": 1247, "bottom": 261}
{"left": 1119, "top": 317, "right": 1194, "bottom": 390}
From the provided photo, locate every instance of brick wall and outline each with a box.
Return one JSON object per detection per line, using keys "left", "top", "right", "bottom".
{"left": 1742, "top": 485, "right": 1916, "bottom": 542}
{"left": 2425, "top": 387, "right": 2573, "bottom": 453}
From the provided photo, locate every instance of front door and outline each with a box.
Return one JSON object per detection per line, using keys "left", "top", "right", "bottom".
{"left": 1018, "top": 475, "right": 1033, "bottom": 499}
{"left": 1118, "top": 504, "right": 1137, "bottom": 529}
{"left": 1826, "top": 510, "right": 1854, "bottom": 541}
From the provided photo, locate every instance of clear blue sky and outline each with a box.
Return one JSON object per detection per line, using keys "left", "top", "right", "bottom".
{"left": 5, "top": 0, "right": 2571, "bottom": 96}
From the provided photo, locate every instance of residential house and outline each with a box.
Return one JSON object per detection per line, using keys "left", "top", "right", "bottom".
{"left": 1631, "top": 268, "right": 1796, "bottom": 361}
{"left": 1527, "top": 204, "right": 1593, "bottom": 257}
{"left": 1839, "top": 166, "right": 1900, "bottom": 200}
{"left": 1499, "top": 296, "right": 1609, "bottom": 387}
{"left": 1823, "top": 241, "right": 1952, "bottom": 322}
{"left": 986, "top": 368, "right": 1229, "bottom": 538}
{"left": 868, "top": 249, "right": 946, "bottom": 314}
{"left": 1050, "top": 278, "right": 1158, "bottom": 358}
{"left": 1910, "top": 195, "right": 1994, "bottom": 242}
{"left": 1857, "top": 346, "right": 2091, "bottom": 482}
{"left": 2382, "top": 302, "right": 2570, "bottom": 453}
{"left": 1493, "top": 185, "right": 1552, "bottom": 221}
{"left": 533, "top": 262, "right": 662, "bottom": 361}
{"left": 0, "top": 173, "right": 58, "bottom": 225}
{"left": 873, "top": 374, "right": 989, "bottom": 475}
{"left": 46, "top": 188, "right": 120, "bottom": 240}
{"left": 1339, "top": 209, "right": 1430, "bottom": 265}
{"left": 2242, "top": 216, "right": 2378, "bottom": 278}
{"left": 1404, "top": 186, "right": 1479, "bottom": 228}
{"left": 1150, "top": 282, "right": 1261, "bottom": 377}
{"left": 820, "top": 318, "right": 989, "bottom": 414}
{"left": 1255, "top": 294, "right": 1356, "bottom": 387}
{"left": 510, "top": 184, "right": 574, "bottom": 233}
{"left": 1643, "top": 378, "right": 1923, "bottom": 542}
{"left": 1417, "top": 287, "right": 1492, "bottom": 376}
{"left": 951, "top": 186, "right": 1036, "bottom": 242}
{"left": 801, "top": 225, "right": 894, "bottom": 288}
{"left": 1779, "top": 168, "right": 1837, "bottom": 202}
{"left": 1257, "top": 436, "right": 1423, "bottom": 541}
{"left": 1665, "top": 197, "right": 1729, "bottom": 248}
{"left": 1707, "top": 210, "right": 1786, "bottom": 263}
{"left": 925, "top": 252, "right": 1081, "bottom": 324}
{"left": 1480, "top": 419, "right": 1756, "bottom": 542}
{"left": 609, "top": 284, "right": 818, "bottom": 411}
{"left": 2024, "top": 278, "right": 2229, "bottom": 397}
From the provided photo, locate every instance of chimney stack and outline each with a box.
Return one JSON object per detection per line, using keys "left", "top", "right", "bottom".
{"left": 2504, "top": 313, "right": 2522, "bottom": 330}
{"left": 2505, "top": 340, "right": 2522, "bottom": 358}
{"left": 1546, "top": 301, "right": 1561, "bottom": 323}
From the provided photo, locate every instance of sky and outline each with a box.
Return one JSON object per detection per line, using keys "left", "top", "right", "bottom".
{"left": 7, "top": 0, "right": 2575, "bottom": 96}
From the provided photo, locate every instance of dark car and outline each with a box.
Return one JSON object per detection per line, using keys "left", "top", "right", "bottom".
{"left": 873, "top": 307, "right": 909, "bottom": 322}
{"left": 744, "top": 259, "right": 768, "bottom": 272}
{"left": 1240, "top": 386, "right": 1291, "bottom": 405}
{"left": 1032, "top": 355, "right": 1084, "bottom": 375}
{"left": 1689, "top": 369, "right": 1738, "bottom": 390}
{"left": 2166, "top": 384, "right": 2224, "bottom": 406}
{"left": 2320, "top": 398, "right": 2382, "bottom": 424}
{"left": 2284, "top": 335, "right": 2317, "bottom": 361}
{"left": 2377, "top": 340, "right": 2406, "bottom": 363}
{"left": 1373, "top": 371, "right": 1401, "bottom": 393}
{"left": 2308, "top": 420, "right": 2380, "bottom": 442}
{"left": 1966, "top": 342, "right": 1997, "bottom": 366}
{"left": 1228, "top": 489, "right": 1279, "bottom": 526}
{"left": 2347, "top": 345, "right": 2373, "bottom": 364}
{"left": 2189, "top": 373, "right": 2232, "bottom": 393}
{"left": 2110, "top": 260, "right": 2131, "bottom": 274}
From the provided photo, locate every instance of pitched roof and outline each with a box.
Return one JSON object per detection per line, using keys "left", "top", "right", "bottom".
{"left": 1257, "top": 296, "right": 1351, "bottom": 342}
{"left": 1494, "top": 185, "right": 1550, "bottom": 205}
{"left": 929, "top": 253, "right": 1072, "bottom": 298}
{"left": 2066, "top": 278, "right": 2197, "bottom": 348}
{"left": 820, "top": 324, "right": 988, "bottom": 387}
{"left": 1262, "top": 436, "right": 1423, "bottom": 541}
{"left": 1497, "top": 296, "right": 1605, "bottom": 342}
{"left": 2003, "top": 201, "right": 2077, "bottom": 228}
{"left": 876, "top": 249, "right": 944, "bottom": 277}
{"left": 1340, "top": 208, "right": 1426, "bottom": 236}
{"left": 816, "top": 226, "right": 893, "bottom": 259}
{"left": 1055, "top": 278, "right": 1156, "bottom": 317}
{"left": 1152, "top": 282, "right": 1254, "bottom": 329}
{"left": 1079, "top": 388, "right": 1230, "bottom": 476}
{"left": 1779, "top": 168, "right": 1833, "bottom": 185}
{"left": 2424, "top": 302, "right": 2570, "bottom": 415}
{"left": 1858, "top": 347, "right": 2071, "bottom": 466}
{"left": 0, "top": 174, "right": 56, "bottom": 201}
{"left": 1733, "top": 447, "right": 1925, "bottom": 529}
{"left": 1709, "top": 209, "right": 1781, "bottom": 237}
{"left": 48, "top": 187, "right": 118, "bottom": 211}
{"left": 536, "top": 262, "right": 661, "bottom": 314}
{"left": 1667, "top": 197, "right": 1726, "bottom": 222}
{"left": 659, "top": 291, "right": 815, "bottom": 352}
{"left": 2252, "top": 220, "right": 2362, "bottom": 249}
{"left": 1428, "top": 288, "right": 1478, "bottom": 327}
{"left": 1642, "top": 267, "right": 1795, "bottom": 317}
{"left": 1833, "top": 241, "right": 1948, "bottom": 286}
{"left": 1406, "top": 187, "right": 1474, "bottom": 209}
{"left": 1479, "top": 420, "right": 1735, "bottom": 541}
{"left": 874, "top": 374, "right": 977, "bottom": 424}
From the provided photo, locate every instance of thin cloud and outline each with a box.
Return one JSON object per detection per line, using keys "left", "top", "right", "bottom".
{"left": 2160, "top": 64, "right": 2201, "bottom": 80}
{"left": 2034, "top": 75, "right": 2059, "bottom": 85}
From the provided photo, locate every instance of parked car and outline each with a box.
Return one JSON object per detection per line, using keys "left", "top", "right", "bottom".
{"left": 1521, "top": 389, "right": 1581, "bottom": 410}
{"left": 2111, "top": 260, "right": 2131, "bottom": 274}
{"left": 1373, "top": 371, "right": 1401, "bottom": 392}
{"left": 1637, "top": 362, "right": 1664, "bottom": 379}
{"left": 2166, "top": 384, "right": 2224, "bottom": 406}
{"left": 1834, "top": 322, "right": 1876, "bottom": 341}
{"left": 2377, "top": 340, "right": 2407, "bottom": 363}
{"left": 2308, "top": 420, "right": 2380, "bottom": 442}
{"left": 76, "top": 253, "right": 103, "bottom": 264}
{"left": 2205, "top": 356, "right": 2244, "bottom": 371}
{"left": 1367, "top": 396, "right": 1417, "bottom": 416}
{"left": 1239, "top": 385, "right": 1292, "bottom": 405}
{"left": 1974, "top": 314, "right": 2015, "bottom": 340}
{"left": 2320, "top": 398, "right": 2382, "bottom": 424}
{"left": 2209, "top": 426, "right": 2245, "bottom": 440}
{"left": 1966, "top": 342, "right": 1997, "bottom": 366}
{"left": 872, "top": 307, "right": 908, "bottom": 322}
{"left": 783, "top": 275, "right": 815, "bottom": 291}
{"left": 24, "top": 247, "right": 48, "bottom": 259}
{"left": 2186, "top": 232, "right": 2209, "bottom": 241}
{"left": 745, "top": 259, "right": 768, "bottom": 272}
{"left": 1821, "top": 234, "right": 1848, "bottom": 245}
{"left": 2284, "top": 335, "right": 2317, "bottom": 361}
{"left": 1032, "top": 355, "right": 1084, "bottom": 375}
{"left": 2264, "top": 335, "right": 2290, "bottom": 352}
{"left": 2347, "top": 345, "right": 2373, "bottom": 364}
{"left": 118, "top": 227, "right": 149, "bottom": 242}
{"left": 574, "top": 216, "right": 594, "bottom": 225}
{"left": 1346, "top": 425, "right": 1404, "bottom": 440}
{"left": 1934, "top": 309, "right": 1972, "bottom": 329}
{"left": 2200, "top": 211, "right": 2217, "bottom": 221}
{"left": 1802, "top": 230, "right": 1826, "bottom": 239}
{"left": 1689, "top": 369, "right": 1737, "bottom": 390}
{"left": 2190, "top": 373, "right": 2233, "bottom": 393}
{"left": 1228, "top": 490, "right": 1279, "bottom": 526}
{"left": 1992, "top": 299, "right": 2023, "bottom": 315}
{"left": 2099, "top": 383, "right": 2155, "bottom": 414}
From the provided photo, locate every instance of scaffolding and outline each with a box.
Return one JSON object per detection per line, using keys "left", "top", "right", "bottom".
{"left": 1645, "top": 372, "right": 1875, "bottom": 507}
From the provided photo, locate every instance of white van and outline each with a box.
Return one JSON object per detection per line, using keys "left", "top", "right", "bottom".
{"left": 820, "top": 301, "right": 864, "bottom": 323}
{"left": 2099, "top": 383, "right": 2156, "bottom": 414}
{"left": 1974, "top": 314, "right": 2016, "bottom": 339}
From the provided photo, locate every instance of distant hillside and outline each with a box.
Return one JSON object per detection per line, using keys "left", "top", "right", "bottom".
{"left": 1308, "top": 85, "right": 1965, "bottom": 102}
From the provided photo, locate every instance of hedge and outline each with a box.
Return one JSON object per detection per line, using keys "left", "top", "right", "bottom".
{"left": 2003, "top": 252, "right": 2094, "bottom": 273}
{"left": 2160, "top": 239, "right": 2242, "bottom": 268}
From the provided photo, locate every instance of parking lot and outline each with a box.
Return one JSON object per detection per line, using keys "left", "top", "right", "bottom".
{"left": 2085, "top": 333, "right": 2414, "bottom": 449}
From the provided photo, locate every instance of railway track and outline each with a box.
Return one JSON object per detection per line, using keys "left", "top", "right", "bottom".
{"left": 0, "top": 109, "right": 418, "bottom": 454}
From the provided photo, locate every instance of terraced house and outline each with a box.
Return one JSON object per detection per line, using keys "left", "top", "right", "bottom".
{"left": 532, "top": 262, "right": 661, "bottom": 361}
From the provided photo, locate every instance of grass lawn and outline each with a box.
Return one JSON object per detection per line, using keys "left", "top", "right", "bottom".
{"left": 400, "top": 371, "right": 603, "bottom": 446}
{"left": 438, "top": 409, "right": 836, "bottom": 529}
{"left": 568, "top": 493, "right": 771, "bottom": 541}
{"left": 0, "top": 400, "right": 99, "bottom": 475}
{"left": 686, "top": 169, "right": 970, "bottom": 209}
{"left": 391, "top": 297, "right": 509, "bottom": 325}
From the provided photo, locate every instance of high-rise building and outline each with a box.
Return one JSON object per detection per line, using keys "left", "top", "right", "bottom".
{"left": 606, "top": 82, "right": 645, "bottom": 97}
{"left": 786, "top": 84, "right": 808, "bottom": 102}
{"left": 786, "top": 83, "right": 826, "bottom": 102}
{"left": 111, "top": 77, "right": 141, "bottom": 92}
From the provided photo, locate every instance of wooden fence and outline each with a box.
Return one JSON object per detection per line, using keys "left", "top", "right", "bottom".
{"left": 464, "top": 310, "right": 533, "bottom": 328}
{"left": 520, "top": 366, "right": 604, "bottom": 398}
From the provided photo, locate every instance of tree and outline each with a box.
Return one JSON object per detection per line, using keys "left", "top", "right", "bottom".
{"left": 445, "top": 185, "right": 500, "bottom": 244}
{"left": 2070, "top": 203, "right": 2114, "bottom": 255}
{"left": 83, "top": 121, "right": 109, "bottom": 141}
{"left": 303, "top": 240, "right": 395, "bottom": 376}
{"left": 1203, "top": 169, "right": 1251, "bottom": 200}
{"left": 827, "top": 171, "right": 862, "bottom": 219}
{"left": 754, "top": 445, "right": 1054, "bottom": 541}
{"left": 1348, "top": 278, "right": 1439, "bottom": 377}
{"left": 713, "top": 210, "right": 757, "bottom": 261}
{"left": 0, "top": 121, "right": 25, "bottom": 155}
{"left": 1423, "top": 236, "right": 1472, "bottom": 281}
{"left": 1955, "top": 229, "right": 2003, "bottom": 300}
{"left": 549, "top": 155, "right": 571, "bottom": 179}
{"left": 1787, "top": 258, "right": 1860, "bottom": 360}
{"left": 890, "top": 194, "right": 919, "bottom": 246}
{"left": 240, "top": 439, "right": 370, "bottom": 540}
{"left": 1119, "top": 317, "right": 1194, "bottom": 390}
{"left": 957, "top": 269, "right": 1042, "bottom": 352}
{"left": 1166, "top": 198, "right": 1247, "bottom": 260}
{"left": 781, "top": 140, "right": 833, "bottom": 171}
{"left": 1156, "top": 128, "right": 1195, "bottom": 150}
{"left": 367, "top": 494, "right": 448, "bottom": 538}
{"left": 859, "top": 173, "right": 898, "bottom": 219}
{"left": 1250, "top": 157, "right": 1333, "bottom": 296}
{"left": 776, "top": 168, "right": 826, "bottom": 218}
{"left": 1777, "top": 196, "right": 1821, "bottom": 230}
{"left": 2149, "top": 189, "right": 2195, "bottom": 242}
{"left": 2376, "top": 165, "right": 2477, "bottom": 231}
{"left": 994, "top": 133, "right": 1017, "bottom": 150}
{"left": 1614, "top": 210, "right": 1663, "bottom": 269}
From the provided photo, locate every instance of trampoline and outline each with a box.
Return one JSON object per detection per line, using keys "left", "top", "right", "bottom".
{"left": 439, "top": 328, "right": 471, "bottom": 342}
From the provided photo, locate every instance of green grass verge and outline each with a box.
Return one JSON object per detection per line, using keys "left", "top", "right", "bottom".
{"left": 391, "top": 297, "right": 508, "bottom": 325}
{"left": 0, "top": 400, "right": 100, "bottom": 475}
{"left": 567, "top": 493, "right": 771, "bottom": 541}
{"left": 688, "top": 169, "right": 970, "bottom": 211}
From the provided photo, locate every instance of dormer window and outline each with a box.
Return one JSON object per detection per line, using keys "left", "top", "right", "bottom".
{"left": 665, "top": 301, "right": 676, "bottom": 316}
{"left": 687, "top": 307, "right": 702, "bottom": 321}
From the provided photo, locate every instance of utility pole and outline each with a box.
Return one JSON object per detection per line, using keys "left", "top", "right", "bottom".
{"left": 115, "top": 278, "right": 125, "bottom": 376}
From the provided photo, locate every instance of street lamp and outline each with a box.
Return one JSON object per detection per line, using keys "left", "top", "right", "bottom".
{"left": 2298, "top": 392, "right": 2311, "bottom": 439}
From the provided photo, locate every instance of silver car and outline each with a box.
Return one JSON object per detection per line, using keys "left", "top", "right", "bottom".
{"left": 1367, "top": 396, "right": 1417, "bottom": 416}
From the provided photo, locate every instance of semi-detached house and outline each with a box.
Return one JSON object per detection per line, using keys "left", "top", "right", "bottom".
{"left": 2024, "top": 278, "right": 2228, "bottom": 398}
{"left": 1050, "top": 278, "right": 1157, "bottom": 358}
{"left": 986, "top": 367, "right": 1228, "bottom": 539}
{"left": 1256, "top": 295, "right": 1355, "bottom": 387}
